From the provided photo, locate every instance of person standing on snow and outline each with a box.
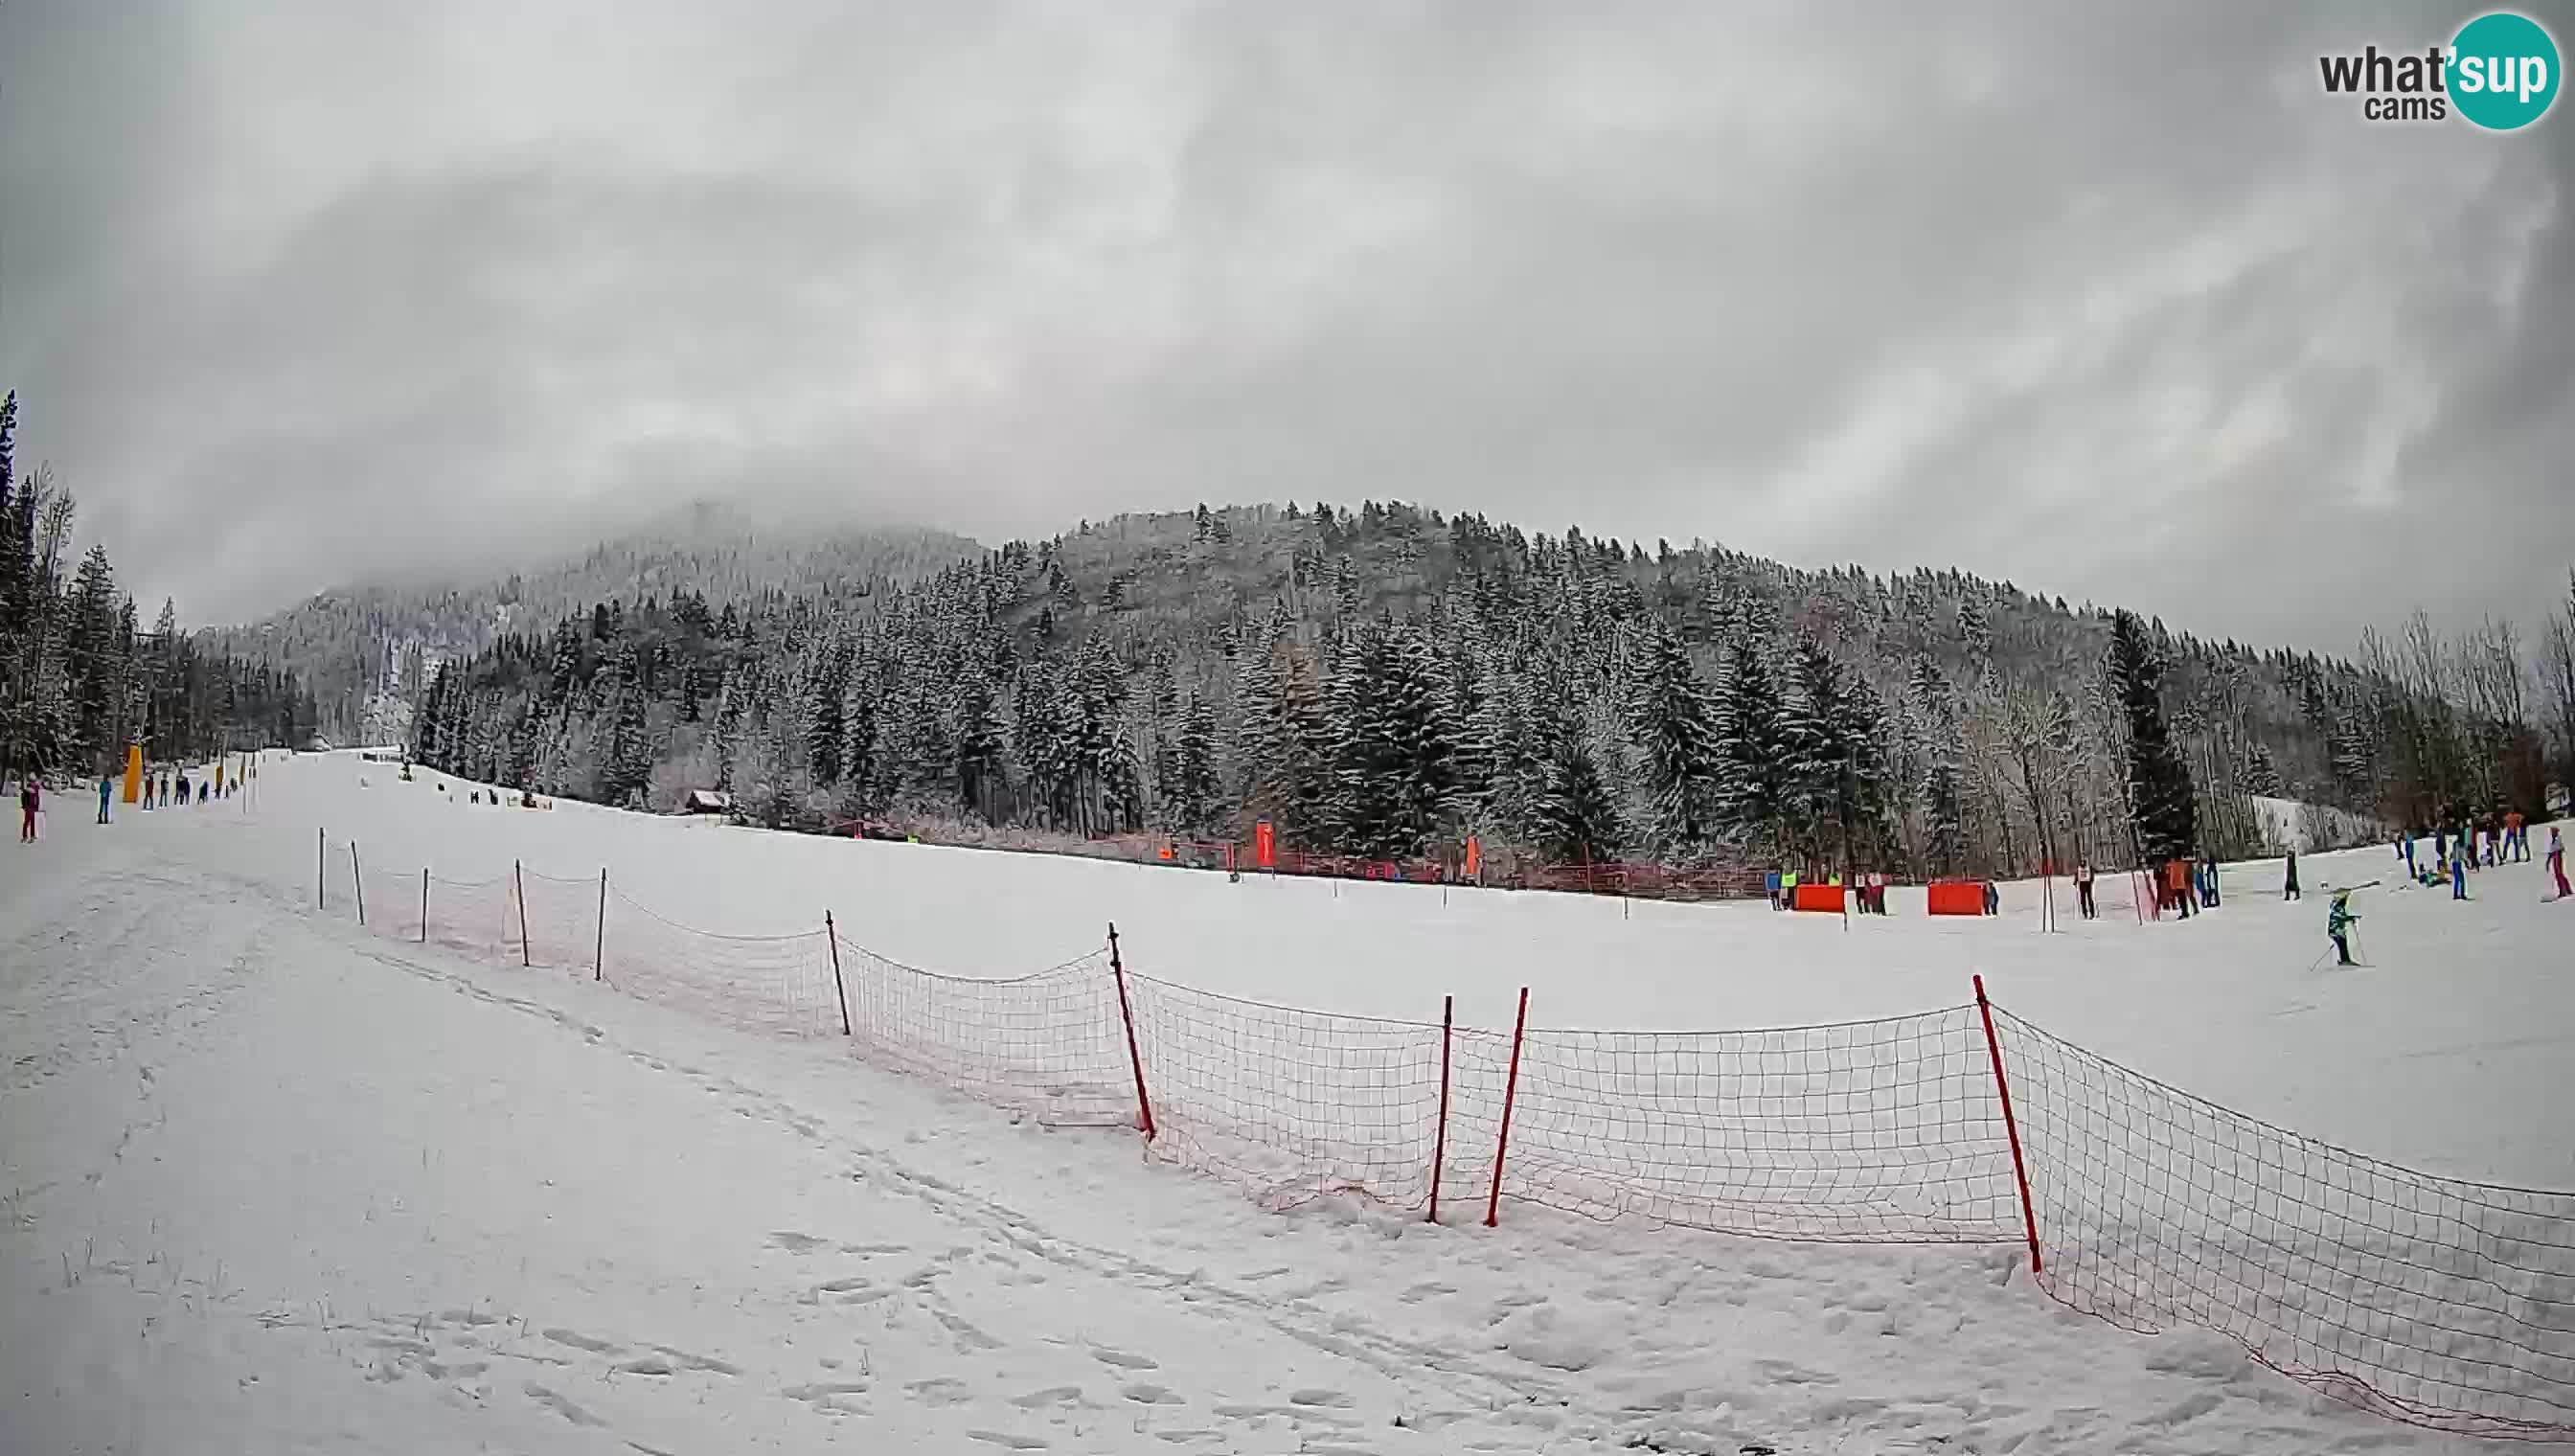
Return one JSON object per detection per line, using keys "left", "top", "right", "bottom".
{"left": 2073, "top": 862, "right": 2097, "bottom": 920}
{"left": 2283, "top": 850, "right": 2300, "bottom": 901}
{"left": 18, "top": 779, "right": 38, "bottom": 842}
{"left": 96, "top": 773, "right": 112, "bottom": 825}
{"left": 2548, "top": 827, "right": 2570, "bottom": 900}
{"left": 2401, "top": 831, "right": 2417, "bottom": 879}
{"left": 2326, "top": 890, "right": 2359, "bottom": 967}
{"left": 2451, "top": 850, "right": 2470, "bottom": 901}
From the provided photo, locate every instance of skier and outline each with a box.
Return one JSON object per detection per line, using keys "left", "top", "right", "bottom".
{"left": 2506, "top": 809, "right": 2528, "bottom": 862}
{"left": 2283, "top": 849, "right": 2300, "bottom": 901}
{"left": 1981, "top": 878, "right": 2000, "bottom": 916}
{"left": 2451, "top": 850, "right": 2470, "bottom": 901}
{"left": 97, "top": 773, "right": 112, "bottom": 825}
{"left": 2401, "top": 831, "right": 2416, "bottom": 880}
{"left": 2326, "top": 890, "right": 2359, "bottom": 967}
{"left": 2073, "top": 862, "right": 2097, "bottom": 920}
{"left": 2547, "top": 827, "right": 2569, "bottom": 900}
{"left": 17, "top": 779, "right": 37, "bottom": 842}
{"left": 2202, "top": 853, "right": 2222, "bottom": 908}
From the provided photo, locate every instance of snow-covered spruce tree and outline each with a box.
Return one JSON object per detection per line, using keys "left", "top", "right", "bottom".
{"left": 806, "top": 627, "right": 848, "bottom": 788}
{"left": 2107, "top": 608, "right": 2197, "bottom": 861}
{"left": 1526, "top": 698, "right": 1623, "bottom": 864}
{"left": 954, "top": 663, "right": 1008, "bottom": 825}
{"left": 1327, "top": 617, "right": 1457, "bottom": 858}
{"left": 600, "top": 641, "right": 654, "bottom": 809}
{"left": 1168, "top": 692, "right": 1221, "bottom": 835}
{"left": 1628, "top": 621, "right": 1723, "bottom": 861}
{"left": 1712, "top": 636, "right": 1789, "bottom": 856}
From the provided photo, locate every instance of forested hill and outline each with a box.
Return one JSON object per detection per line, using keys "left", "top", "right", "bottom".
{"left": 2, "top": 392, "right": 319, "bottom": 776}
{"left": 203, "top": 504, "right": 981, "bottom": 743}
{"left": 404, "top": 498, "right": 2551, "bottom": 881}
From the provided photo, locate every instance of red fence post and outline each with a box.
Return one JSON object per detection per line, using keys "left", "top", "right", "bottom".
{"left": 824, "top": 911, "right": 853, "bottom": 1036}
{"left": 420, "top": 867, "right": 430, "bottom": 944}
{"left": 1484, "top": 986, "right": 1529, "bottom": 1229}
{"left": 514, "top": 859, "right": 532, "bottom": 967}
{"left": 1106, "top": 922, "right": 1156, "bottom": 1140}
{"left": 1428, "top": 994, "right": 1453, "bottom": 1223}
{"left": 1974, "top": 974, "right": 2043, "bottom": 1275}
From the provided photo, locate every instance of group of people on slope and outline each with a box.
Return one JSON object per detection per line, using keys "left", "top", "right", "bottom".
{"left": 1763, "top": 868, "right": 1896, "bottom": 914}
{"left": 17, "top": 763, "right": 240, "bottom": 841}
{"left": 2151, "top": 853, "right": 2223, "bottom": 919}
{"left": 2395, "top": 808, "right": 2564, "bottom": 901}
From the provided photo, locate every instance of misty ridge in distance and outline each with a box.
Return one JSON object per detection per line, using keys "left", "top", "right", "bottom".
{"left": 363, "top": 497, "right": 2575, "bottom": 882}
{"left": 203, "top": 499, "right": 983, "bottom": 721}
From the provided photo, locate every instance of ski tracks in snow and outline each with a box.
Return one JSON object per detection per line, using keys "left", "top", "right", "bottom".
{"left": 6, "top": 822, "right": 2482, "bottom": 1454}
{"left": 333, "top": 933, "right": 1575, "bottom": 1451}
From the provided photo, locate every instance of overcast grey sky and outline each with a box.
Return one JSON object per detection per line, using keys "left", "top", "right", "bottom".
{"left": 3, "top": 1, "right": 2569, "bottom": 649}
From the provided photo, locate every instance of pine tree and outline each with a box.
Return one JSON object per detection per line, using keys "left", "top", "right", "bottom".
{"left": 1712, "top": 637, "right": 1789, "bottom": 853}
{"left": 954, "top": 667, "right": 1007, "bottom": 822}
{"left": 1528, "top": 703, "right": 1622, "bottom": 863}
{"left": 413, "top": 665, "right": 449, "bottom": 766}
{"left": 1327, "top": 619, "right": 1456, "bottom": 857}
{"left": 601, "top": 641, "right": 654, "bottom": 808}
{"left": 807, "top": 630, "right": 849, "bottom": 785}
{"left": 2107, "top": 609, "right": 2198, "bottom": 860}
{"left": 1169, "top": 693, "right": 1220, "bottom": 833}
{"left": 1629, "top": 623, "right": 1723, "bottom": 860}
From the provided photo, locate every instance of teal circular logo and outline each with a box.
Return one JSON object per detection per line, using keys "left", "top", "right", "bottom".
{"left": 2451, "top": 11, "right": 2561, "bottom": 130}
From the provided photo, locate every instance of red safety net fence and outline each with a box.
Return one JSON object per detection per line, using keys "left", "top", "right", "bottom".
{"left": 1120, "top": 975, "right": 1450, "bottom": 1211}
{"left": 305, "top": 844, "right": 2575, "bottom": 1442}
{"left": 1447, "top": 1009, "right": 2021, "bottom": 1242}
{"left": 1988, "top": 1006, "right": 2575, "bottom": 1440}
{"left": 831, "top": 935, "right": 1132, "bottom": 1128}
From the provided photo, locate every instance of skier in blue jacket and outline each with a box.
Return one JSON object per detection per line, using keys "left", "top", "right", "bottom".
{"left": 2326, "top": 890, "right": 2359, "bottom": 966}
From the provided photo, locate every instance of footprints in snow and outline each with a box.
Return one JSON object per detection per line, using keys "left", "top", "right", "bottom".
{"left": 348, "top": 1309, "right": 743, "bottom": 1435}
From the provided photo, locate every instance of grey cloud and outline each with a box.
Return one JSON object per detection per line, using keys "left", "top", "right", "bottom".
{"left": 2, "top": 0, "right": 2569, "bottom": 652}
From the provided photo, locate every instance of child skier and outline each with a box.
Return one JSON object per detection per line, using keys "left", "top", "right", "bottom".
{"left": 17, "top": 779, "right": 37, "bottom": 842}
{"left": 2283, "top": 850, "right": 2300, "bottom": 901}
{"left": 2451, "top": 851, "right": 2470, "bottom": 900}
{"left": 96, "top": 773, "right": 112, "bottom": 825}
{"left": 2326, "top": 890, "right": 2359, "bottom": 967}
{"left": 2549, "top": 827, "right": 2569, "bottom": 900}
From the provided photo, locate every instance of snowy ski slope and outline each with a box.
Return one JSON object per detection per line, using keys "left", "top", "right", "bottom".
{"left": 3, "top": 749, "right": 2567, "bottom": 1452}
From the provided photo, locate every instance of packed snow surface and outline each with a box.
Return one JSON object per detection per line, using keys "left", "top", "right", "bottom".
{"left": 4, "top": 751, "right": 2566, "bottom": 1452}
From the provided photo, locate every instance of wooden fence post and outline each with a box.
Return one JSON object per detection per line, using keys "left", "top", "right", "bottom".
{"left": 1484, "top": 987, "right": 1530, "bottom": 1228}
{"left": 1428, "top": 994, "right": 1453, "bottom": 1223}
{"left": 825, "top": 911, "right": 853, "bottom": 1036}
{"left": 1974, "top": 974, "right": 2044, "bottom": 1275}
{"left": 1106, "top": 923, "right": 1156, "bottom": 1140}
